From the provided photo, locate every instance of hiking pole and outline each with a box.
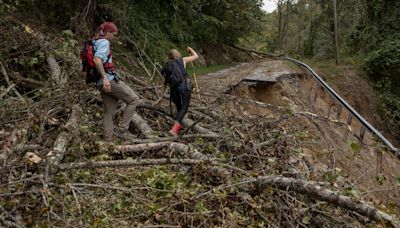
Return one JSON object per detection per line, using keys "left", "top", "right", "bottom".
{"left": 191, "top": 62, "right": 202, "bottom": 102}
{"left": 188, "top": 53, "right": 202, "bottom": 102}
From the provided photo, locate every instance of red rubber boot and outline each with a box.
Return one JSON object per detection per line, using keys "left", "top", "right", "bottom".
{"left": 169, "top": 121, "right": 182, "bottom": 136}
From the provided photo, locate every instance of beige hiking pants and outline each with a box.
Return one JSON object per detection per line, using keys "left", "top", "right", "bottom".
{"left": 99, "top": 80, "right": 140, "bottom": 141}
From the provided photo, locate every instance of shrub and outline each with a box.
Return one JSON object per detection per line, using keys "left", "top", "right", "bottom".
{"left": 364, "top": 39, "right": 400, "bottom": 92}
{"left": 376, "top": 78, "right": 400, "bottom": 138}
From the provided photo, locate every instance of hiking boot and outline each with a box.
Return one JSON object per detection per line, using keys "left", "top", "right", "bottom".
{"left": 169, "top": 121, "right": 182, "bottom": 136}
{"left": 114, "top": 127, "right": 136, "bottom": 140}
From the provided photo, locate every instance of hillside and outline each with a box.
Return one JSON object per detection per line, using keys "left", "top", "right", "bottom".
{"left": 2, "top": 39, "right": 400, "bottom": 227}
{"left": 1, "top": 1, "right": 400, "bottom": 227}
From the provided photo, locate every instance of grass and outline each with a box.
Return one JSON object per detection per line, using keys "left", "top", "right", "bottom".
{"left": 298, "top": 58, "right": 345, "bottom": 81}
{"left": 289, "top": 57, "right": 366, "bottom": 84}
{"left": 147, "top": 63, "right": 234, "bottom": 84}
{"left": 186, "top": 64, "right": 234, "bottom": 76}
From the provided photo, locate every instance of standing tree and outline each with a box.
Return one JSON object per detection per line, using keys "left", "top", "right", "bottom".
{"left": 275, "top": 0, "right": 291, "bottom": 54}
{"left": 333, "top": 0, "right": 339, "bottom": 64}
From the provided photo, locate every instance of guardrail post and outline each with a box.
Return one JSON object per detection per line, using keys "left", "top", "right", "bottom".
{"left": 308, "top": 82, "right": 314, "bottom": 103}
{"left": 347, "top": 113, "right": 353, "bottom": 125}
{"left": 336, "top": 104, "right": 342, "bottom": 123}
{"left": 359, "top": 126, "right": 366, "bottom": 142}
{"left": 327, "top": 104, "right": 332, "bottom": 118}
{"left": 314, "top": 85, "right": 319, "bottom": 102}
{"left": 327, "top": 96, "right": 334, "bottom": 118}
{"left": 344, "top": 113, "right": 353, "bottom": 141}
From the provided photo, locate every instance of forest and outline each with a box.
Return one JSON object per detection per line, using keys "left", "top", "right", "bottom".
{"left": 243, "top": 0, "right": 400, "bottom": 135}
{"left": 0, "top": 0, "right": 399, "bottom": 227}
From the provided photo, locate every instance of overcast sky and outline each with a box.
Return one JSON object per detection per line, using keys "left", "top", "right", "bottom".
{"left": 262, "top": 0, "right": 277, "bottom": 13}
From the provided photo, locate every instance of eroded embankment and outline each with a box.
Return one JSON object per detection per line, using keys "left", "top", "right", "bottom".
{"left": 200, "top": 59, "right": 400, "bottom": 215}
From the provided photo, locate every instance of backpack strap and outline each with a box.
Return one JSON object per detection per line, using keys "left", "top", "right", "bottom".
{"left": 93, "top": 39, "right": 116, "bottom": 74}
{"left": 169, "top": 61, "right": 185, "bottom": 83}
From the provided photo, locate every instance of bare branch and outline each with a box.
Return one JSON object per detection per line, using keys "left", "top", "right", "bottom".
{"left": 58, "top": 158, "right": 211, "bottom": 170}
{"left": 0, "top": 84, "right": 15, "bottom": 99}
{"left": 0, "top": 61, "right": 24, "bottom": 100}
{"left": 114, "top": 141, "right": 172, "bottom": 153}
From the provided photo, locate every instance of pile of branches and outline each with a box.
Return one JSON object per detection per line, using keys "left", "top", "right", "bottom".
{"left": 0, "top": 22, "right": 398, "bottom": 227}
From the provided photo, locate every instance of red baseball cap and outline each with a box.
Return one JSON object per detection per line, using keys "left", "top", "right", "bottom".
{"left": 98, "top": 22, "right": 118, "bottom": 33}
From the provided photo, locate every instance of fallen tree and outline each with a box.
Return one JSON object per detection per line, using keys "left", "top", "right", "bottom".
{"left": 46, "top": 104, "right": 82, "bottom": 167}
{"left": 58, "top": 158, "right": 214, "bottom": 170}
{"left": 57, "top": 151, "right": 399, "bottom": 226}
{"left": 256, "top": 176, "right": 398, "bottom": 226}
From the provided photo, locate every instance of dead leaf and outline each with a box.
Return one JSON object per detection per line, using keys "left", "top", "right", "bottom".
{"left": 25, "top": 152, "right": 42, "bottom": 164}
{"left": 302, "top": 216, "right": 311, "bottom": 224}
{"left": 154, "top": 213, "right": 162, "bottom": 221}
{"left": 48, "top": 117, "right": 59, "bottom": 125}
{"left": 24, "top": 25, "right": 33, "bottom": 34}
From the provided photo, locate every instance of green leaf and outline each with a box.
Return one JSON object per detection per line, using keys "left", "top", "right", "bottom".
{"left": 343, "top": 187, "right": 360, "bottom": 198}
{"left": 223, "top": 127, "right": 232, "bottom": 134}
{"left": 323, "top": 171, "right": 338, "bottom": 182}
{"left": 376, "top": 174, "right": 386, "bottom": 185}
{"left": 302, "top": 216, "right": 311, "bottom": 225}
{"left": 349, "top": 141, "right": 361, "bottom": 154}
{"left": 395, "top": 176, "right": 400, "bottom": 186}
{"left": 62, "top": 30, "right": 74, "bottom": 38}
{"left": 195, "top": 201, "right": 210, "bottom": 213}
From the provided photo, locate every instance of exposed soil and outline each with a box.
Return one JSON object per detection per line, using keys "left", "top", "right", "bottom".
{"left": 197, "top": 58, "right": 400, "bottom": 215}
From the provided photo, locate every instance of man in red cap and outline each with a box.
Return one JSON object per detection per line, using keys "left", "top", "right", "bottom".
{"left": 93, "top": 22, "right": 140, "bottom": 141}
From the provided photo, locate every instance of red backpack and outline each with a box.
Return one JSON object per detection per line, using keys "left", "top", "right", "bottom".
{"left": 81, "top": 39, "right": 116, "bottom": 83}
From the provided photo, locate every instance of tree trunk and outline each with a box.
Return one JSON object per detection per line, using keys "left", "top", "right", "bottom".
{"left": 333, "top": 0, "right": 340, "bottom": 65}
{"left": 285, "top": 0, "right": 290, "bottom": 55}
{"left": 130, "top": 112, "right": 156, "bottom": 138}
{"left": 58, "top": 158, "right": 208, "bottom": 170}
{"left": 181, "top": 118, "right": 218, "bottom": 136}
{"left": 195, "top": 175, "right": 400, "bottom": 226}
{"left": 118, "top": 134, "right": 219, "bottom": 144}
{"left": 255, "top": 175, "right": 398, "bottom": 225}
{"left": 9, "top": 72, "right": 46, "bottom": 89}
{"left": 46, "top": 105, "right": 82, "bottom": 167}
{"left": 47, "top": 54, "right": 62, "bottom": 85}
{"left": 114, "top": 141, "right": 172, "bottom": 153}
{"left": 138, "top": 101, "right": 218, "bottom": 136}
{"left": 277, "top": 1, "right": 283, "bottom": 50}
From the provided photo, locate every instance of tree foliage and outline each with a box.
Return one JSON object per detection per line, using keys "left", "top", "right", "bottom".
{"left": 243, "top": 0, "right": 400, "bottom": 136}
{"left": 0, "top": 0, "right": 262, "bottom": 63}
{"left": 350, "top": 1, "right": 400, "bottom": 87}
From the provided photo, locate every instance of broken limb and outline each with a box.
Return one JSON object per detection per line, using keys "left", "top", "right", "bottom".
{"left": 58, "top": 158, "right": 214, "bottom": 170}
{"left": 46, "top": 104, "right": 82, "bottom": 167}
{"left": 192, "top": 175, "right": 399, "bottom": 226}
{"left": 130, "top": 112, "right": 156, "bottom": 138}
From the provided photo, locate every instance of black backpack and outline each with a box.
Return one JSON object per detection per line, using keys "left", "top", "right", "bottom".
{"left": 162, "top": 59, "right": 188, "bottom": 88}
